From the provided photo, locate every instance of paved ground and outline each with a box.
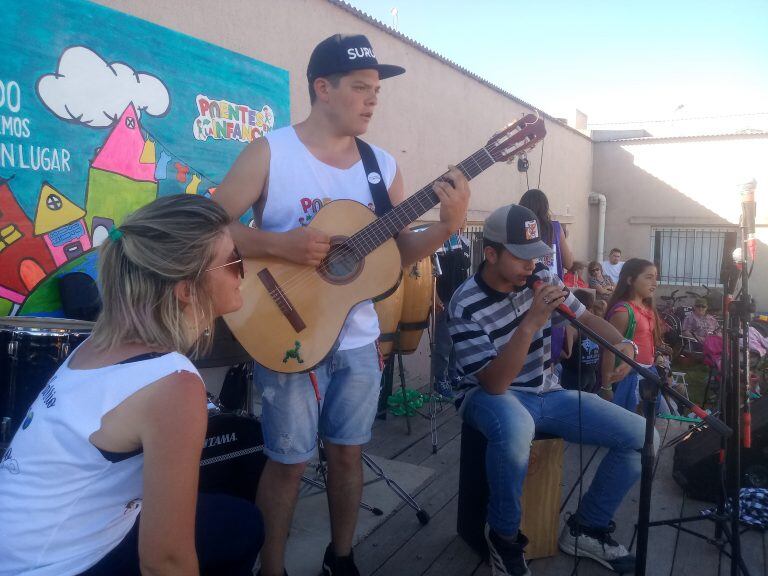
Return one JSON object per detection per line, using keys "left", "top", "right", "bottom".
{"left": 349, "top": 385, "right": 766, "bottom": 576}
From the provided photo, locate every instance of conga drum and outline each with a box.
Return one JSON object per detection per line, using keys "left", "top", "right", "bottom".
{"left": 397, "top": 256, "right": 433, "bottom": 354}
{"left": 374, "top": 276, "right": 404, "bottom": 361}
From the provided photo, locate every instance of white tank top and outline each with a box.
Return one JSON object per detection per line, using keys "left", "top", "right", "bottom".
{"left": 0, "top": 347, "right": 200, "bottom": 576}
{"left": 261, "top": 126, "right": 397, "bottom": 350}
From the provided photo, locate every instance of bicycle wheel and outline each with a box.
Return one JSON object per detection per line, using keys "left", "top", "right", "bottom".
{"left": 660, "top": 311, "right": 682, "bottom": 351}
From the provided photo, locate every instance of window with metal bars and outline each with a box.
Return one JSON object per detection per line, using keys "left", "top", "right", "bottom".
{"left": 651, "top": 227, "right": 737, "bottom": 286}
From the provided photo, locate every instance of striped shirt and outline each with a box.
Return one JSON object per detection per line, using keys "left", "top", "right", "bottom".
{"left": 447, "top": 262, "right": 586, "bottom": 397}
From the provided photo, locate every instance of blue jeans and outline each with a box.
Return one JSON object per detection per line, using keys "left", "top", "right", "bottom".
{"left": 432, "top": 310, "right": 458, "bottom": 384}
{"left": 613, "top": 367, "right": 660, "bottom": 413}
{"left": 254, "top": 343, "right": 382, "bottom": 464}
{"left": 462, "top": 388, "right": 654, "bottom": 536}
{"left": 613, "top": 371, "right": 640, "bottom": 411}
{"left": 80, "top": 493, "right": 263, "bottom": 576}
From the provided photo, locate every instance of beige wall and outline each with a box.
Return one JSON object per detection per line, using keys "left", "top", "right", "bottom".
{"left": 94, "top": 0, "right": 595, "bottom": 381}
{"left": 95, "top": 0, "right": 593, "bottom": 246}
{"left": 593, "top": 135, "right": 768, "bottom": 307}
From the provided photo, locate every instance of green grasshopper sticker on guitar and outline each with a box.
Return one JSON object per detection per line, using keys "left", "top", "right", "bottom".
{"left": 283, "top": 341, "right": 304, "bottom": 364}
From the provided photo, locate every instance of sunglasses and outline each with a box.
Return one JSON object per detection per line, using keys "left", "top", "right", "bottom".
{"left": 589, "top": 268, "right": 600, "bottom": 272}
{"left": 205, "top": 247, "right": 244, "bottom": 279}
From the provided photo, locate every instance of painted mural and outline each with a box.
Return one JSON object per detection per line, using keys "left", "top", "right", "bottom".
{"left": 0, "top": 0, "right": 289, "bottom": 317}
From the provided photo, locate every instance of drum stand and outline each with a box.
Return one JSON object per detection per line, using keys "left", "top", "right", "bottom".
{"left": 383, "top": 326, "right": 444, "bottom": 455}
{"left": 302, "top": 370, "right": 430, "bottom": 525}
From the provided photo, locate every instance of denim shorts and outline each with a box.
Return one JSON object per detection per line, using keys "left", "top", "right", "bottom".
{"left": 253, "top": 343, "right": 382, "bottom": 464}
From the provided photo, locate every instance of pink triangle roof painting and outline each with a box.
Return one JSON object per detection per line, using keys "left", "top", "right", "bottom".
{"left": 91, "top": 103, "right": 157, "bottom": 182}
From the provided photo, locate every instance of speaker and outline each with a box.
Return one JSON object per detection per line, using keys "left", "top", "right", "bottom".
{"left": 673, "top": 397, "right": 768, "bottom": 502}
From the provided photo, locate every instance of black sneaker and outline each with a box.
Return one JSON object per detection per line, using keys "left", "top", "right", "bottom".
{"left": 558, "top": 514, "right": 636, "bottom": 574}
{"left": 255, "top": 571, "right": 288, "bottom": 576}
{"left": 321, "top": 544, "right": 361, "bottom": 576}
{"left": 484, "top": 524, "right": 532, "bottom": 576}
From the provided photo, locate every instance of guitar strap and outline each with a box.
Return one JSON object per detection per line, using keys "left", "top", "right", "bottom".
{"left": 355, "top": 137, "right": 393, "bottom": 217}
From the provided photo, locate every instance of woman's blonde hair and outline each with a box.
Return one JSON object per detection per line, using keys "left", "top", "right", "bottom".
{"left": 90, "top": 194, "right": 231, "bottom": 356}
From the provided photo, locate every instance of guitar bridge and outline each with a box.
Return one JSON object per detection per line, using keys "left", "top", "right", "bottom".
{"left": 257, "top": 268, "right": 306, "bottom": 333}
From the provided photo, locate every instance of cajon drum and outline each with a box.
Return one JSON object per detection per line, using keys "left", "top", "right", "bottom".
{"left": 520, "top": 436, "right": 564, "bottom": 559}
{"left": 458, "top": 423, "right": 564, "bottom": 560}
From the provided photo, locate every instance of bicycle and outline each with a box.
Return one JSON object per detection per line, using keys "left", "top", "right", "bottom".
{"left": 658, "top": 287, "right": 711, "bottom": 359}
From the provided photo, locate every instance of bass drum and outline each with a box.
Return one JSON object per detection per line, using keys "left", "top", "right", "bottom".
{"left": 373, "top": 275, "right": 404, "bottom": 362}
{"left": 397, "top": 256, "right": 433, "bottom": 355}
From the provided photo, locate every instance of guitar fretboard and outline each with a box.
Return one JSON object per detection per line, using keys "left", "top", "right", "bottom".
{"left": 345, "top": 145, "right": 496, "bottom": 258}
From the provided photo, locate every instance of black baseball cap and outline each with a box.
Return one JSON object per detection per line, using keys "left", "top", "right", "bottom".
{"left": 483, "top": 204, "right": 552, "bottom": 260}
{"left": 307, "top": 34, "right": 405, "bottom": 81}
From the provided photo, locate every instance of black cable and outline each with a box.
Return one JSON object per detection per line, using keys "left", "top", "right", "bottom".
{"left": 538, "top": 139, "right": 545, "bottom": 188}
{"left": 668, "top": 490, "right": 687, "bottom": 576}
{"left": 574, "top": 323, "right": 584, "bottom": 575}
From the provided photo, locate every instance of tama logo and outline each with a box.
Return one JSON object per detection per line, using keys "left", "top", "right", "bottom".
{"left": 347, "top": 47, "right": 375, "bottom": 60}
{"left": 204, "top": 432, "right": 237, "bottom": 448}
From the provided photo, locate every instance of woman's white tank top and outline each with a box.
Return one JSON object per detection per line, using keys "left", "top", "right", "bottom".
{"left": 0, "top": 348, "right": 200, "bottom": 575}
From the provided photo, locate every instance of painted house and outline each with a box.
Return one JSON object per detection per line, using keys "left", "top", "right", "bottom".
{"left": 33, "top": 182, "right": 92, "bottom": 266}
{"left": 85, "top": 103, "right": 158, "bottom": 240}
{"left": 0, "top": 176, "right": 57, "bottom": 304}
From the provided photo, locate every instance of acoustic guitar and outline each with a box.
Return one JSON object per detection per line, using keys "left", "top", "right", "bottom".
{"left": 225, "top": 114, "right": 546, "bottom": 373}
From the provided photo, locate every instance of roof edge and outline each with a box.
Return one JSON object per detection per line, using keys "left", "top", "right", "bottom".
{"left": 595, "top": 131, "right": 768, "bottom": 144}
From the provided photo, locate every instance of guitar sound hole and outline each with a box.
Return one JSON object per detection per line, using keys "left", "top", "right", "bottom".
{"left": 320, "top": 240, "right": 363, "bottom": 285}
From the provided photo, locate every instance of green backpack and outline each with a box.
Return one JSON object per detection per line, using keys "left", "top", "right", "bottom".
{"left": 613, "top": 303, "right": 636, "bottom": 368}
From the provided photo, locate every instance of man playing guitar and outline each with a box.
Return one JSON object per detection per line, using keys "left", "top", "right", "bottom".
{"left": 214, "top": 33, "right": 470, "bottom": 576}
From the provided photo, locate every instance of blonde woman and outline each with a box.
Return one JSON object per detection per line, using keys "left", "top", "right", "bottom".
{"left": 0, "top": 195, "right": 263, "bottom": 576}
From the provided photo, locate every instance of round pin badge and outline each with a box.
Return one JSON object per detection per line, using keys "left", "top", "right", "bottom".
{"left": 367, "top": 172, "right": 382, "bottom": 185}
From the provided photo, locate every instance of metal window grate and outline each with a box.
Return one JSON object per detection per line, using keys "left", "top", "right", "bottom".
{"left": 651, "top": 227, "right": 736, "bottom": 286}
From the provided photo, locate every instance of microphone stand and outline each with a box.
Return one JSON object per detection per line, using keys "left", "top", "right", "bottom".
{"left": 720, "top": 180, "right": 757, "bottom": 575}
{"left": 551, "top": 307, "right": 732, "bottom": 576}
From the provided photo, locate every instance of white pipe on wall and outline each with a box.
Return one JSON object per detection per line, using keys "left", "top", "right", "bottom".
{"left": 589, "top": 192, "right": 607, "bottom": 263}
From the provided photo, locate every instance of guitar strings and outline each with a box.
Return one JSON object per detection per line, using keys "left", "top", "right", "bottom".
{"left": 260, "top": 144, "right": 512, "bottom": 305}
{"left": 259, "top": 129, "right": 540, "bottom": 303}
{"left": 261, "top": 142, "right": 522, "bottom": 303}
{"left": 261, "top": 147, "right": 497, "bottom": 301}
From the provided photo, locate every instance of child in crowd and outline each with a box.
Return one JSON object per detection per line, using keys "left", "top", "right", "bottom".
{"left": 564, "top": 261, "right": 588, "bottom": 289}
{"left": 601, "top": 259, "right": 663, "bottom": 412}
{"left": 592, "top": 298, "right": 607, "bottom": 318}
{"left": 561, "top": 289, "right": 601, "bottom": 392}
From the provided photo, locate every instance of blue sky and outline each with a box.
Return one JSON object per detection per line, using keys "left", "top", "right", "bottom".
{"left": 346, "top": 0, "right": 768, "bottom": 128}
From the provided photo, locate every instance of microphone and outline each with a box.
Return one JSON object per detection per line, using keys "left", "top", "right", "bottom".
{"left": 525, "top": 273, "right": 575, "bottom": 318}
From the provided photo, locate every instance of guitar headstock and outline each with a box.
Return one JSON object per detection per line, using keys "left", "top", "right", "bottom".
{"left": 486, "top": 113, "right": 546, "bottom": 164}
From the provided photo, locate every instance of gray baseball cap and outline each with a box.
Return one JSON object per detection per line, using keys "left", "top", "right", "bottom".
{"left": 483, "top": 204, "right": 552, "bottom": 260}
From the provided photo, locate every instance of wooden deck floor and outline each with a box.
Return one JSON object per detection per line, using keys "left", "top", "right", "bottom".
{"left": 355, "top": 386, "right": 767, "bottom": 576}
